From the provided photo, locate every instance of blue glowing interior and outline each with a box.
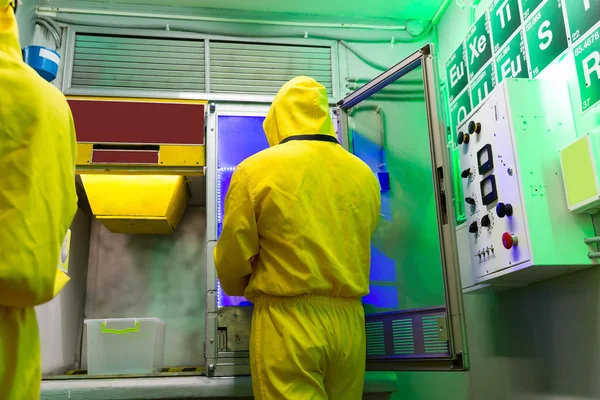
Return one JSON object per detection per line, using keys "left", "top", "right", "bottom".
{"left": 351, "top": 130, "right": 398, "bottom": 311}
{"left": 217, "top": 115, "right": 269, "bottom": 307}
{"left": 216, "top": 115, "right": 396, "bottom": 311}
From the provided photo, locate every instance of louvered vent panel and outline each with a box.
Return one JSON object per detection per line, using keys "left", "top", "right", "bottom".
{"left": 71, "top": 34, "right": 205, "bottom": 92}
{"left": 392, "top": 318, "right": 415, "bottom": 355}
{"left": 366, "top": 321, "right": 386, "bottom": 356}
{"left": 209, "top": 41, "right": 333, "bottom": 95}
{"left": 422, "top": 316, "right": 449, "bottom": 354}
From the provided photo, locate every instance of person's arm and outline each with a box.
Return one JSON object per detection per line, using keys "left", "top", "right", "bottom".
{"left": 214, "top": 166, "right": 259, "bottom": 296}
{"left": 0, "top": 93, "right": 77, "bottom": 308}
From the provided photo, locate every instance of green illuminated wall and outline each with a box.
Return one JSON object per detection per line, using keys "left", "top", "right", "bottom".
{"left": 434, "top": 0, "right": 600, "bottom": 399}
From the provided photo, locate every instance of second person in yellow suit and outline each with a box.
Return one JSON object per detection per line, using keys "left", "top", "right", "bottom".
{"left": 215, "top": 76, "right": 381, "bottom": 399}
{"left": 0, "top": 1, "right": 78, "bottom": 398}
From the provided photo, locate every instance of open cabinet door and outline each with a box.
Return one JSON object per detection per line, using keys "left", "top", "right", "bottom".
{"left": 337, "top": 44, "right": 469, "bottom": 371}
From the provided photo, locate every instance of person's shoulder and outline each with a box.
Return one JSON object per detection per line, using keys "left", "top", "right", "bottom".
{"left": 343, "top": 149, "right": 376, "bottom": 174}
{"left": 8, "top": 61, "right": 69, "bottom": 114}
{"left": 238, "top": 146, "right": 282, "bottom": 172}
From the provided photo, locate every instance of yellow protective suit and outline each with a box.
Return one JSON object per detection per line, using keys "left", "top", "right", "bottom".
{"left": 0, "top": 3, "right": 77, "bottom": 399}
{"left": 214, "top": 76, "right": 381, "bottom": 399}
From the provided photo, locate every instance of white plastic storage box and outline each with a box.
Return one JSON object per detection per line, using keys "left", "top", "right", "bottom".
{"left": 84, "top": 318, "right": 166, "bottom": 376}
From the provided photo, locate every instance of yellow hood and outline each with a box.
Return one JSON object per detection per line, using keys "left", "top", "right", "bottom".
{"left": 263, "top": 76, "right": 335, "bottom": 147}
{"left": 0, "top": 3, "right": 21, "bottom": 61}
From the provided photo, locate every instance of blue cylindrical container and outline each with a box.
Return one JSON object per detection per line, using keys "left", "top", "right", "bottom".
{"left": 22, "top": 45, "right": 60, "bottom": 82}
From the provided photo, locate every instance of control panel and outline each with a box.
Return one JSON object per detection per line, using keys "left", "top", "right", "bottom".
{"left": 456, "top": 79, "right": 595, "bottom": 287}
{"left": 457, "top": 86, "right": 531, "bottom": 280}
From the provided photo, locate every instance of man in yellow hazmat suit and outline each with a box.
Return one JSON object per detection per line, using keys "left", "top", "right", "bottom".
{"left": 215, "top": 76, "right": 381, "bottom": 399}
{"left": 0, "top": 1, "right": 78, "bottom": 398}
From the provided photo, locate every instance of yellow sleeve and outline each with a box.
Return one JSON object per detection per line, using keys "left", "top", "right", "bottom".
{"left": 214, "top": 166, "right": 259, "bottom": 296}
{"left": 0, "top": 85, "right": 77, "bottom": 308}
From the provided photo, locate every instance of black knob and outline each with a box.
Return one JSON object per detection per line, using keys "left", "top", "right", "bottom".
{"left": 496, "top": 203, "right": 513, "bottom": 218}
{"left": 468, "top": 121, "right": 482, "bottom": 134}
{"left": 457, "top": 131, "right": 470, "bottom": 145}
{"left": 461, "top": 168, "right": 471, "bottom": 178}
{"left": 465, "top": 196, "right": 476, "bottom": 205}
{"left": 457, "top": 131, "right": 464, "bottom": 145}
{"left": 469, "top": 222, "right": 478, "bottom": 233}
{"left": 481, "top": 215, "right": 491, "bottom": 227}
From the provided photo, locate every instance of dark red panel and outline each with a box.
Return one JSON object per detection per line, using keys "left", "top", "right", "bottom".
{"left": 68, "top": 100, "right": 205, "bottom": 145}
{"left": 92, "top": 150, "right": 159, "bottom": 164}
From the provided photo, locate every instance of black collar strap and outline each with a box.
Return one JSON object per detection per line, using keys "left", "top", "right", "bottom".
{"left": 280, "top": 134, "right": 339, "bottom": 145}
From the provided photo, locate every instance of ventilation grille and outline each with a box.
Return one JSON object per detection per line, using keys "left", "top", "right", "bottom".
{"left": 71, "top": 34, "right": 205, "bottom": 92}
{"left": 423, "top": 316, "right": 449, "bottom": 354}
{"left": 392, "top": 318, "right": 415, "bottom": 355}
{"left": 209, "top": 41, "right": 333, "bottom": 95}
{"left": 366, "top": 321, "right": 386, "bottom": 356}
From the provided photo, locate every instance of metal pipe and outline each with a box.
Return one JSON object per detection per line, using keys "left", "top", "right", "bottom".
{"left": 346, "top": 77, "right": 423, "bottom": 85}
{"left": 38, "top": 15, "right": 64, "bottom": 47}
{"left": 588, "top": 252, "right": 600, "bottom": 259}
{"left": 37, "top": 6, "right": 407, "bottom": 31}
{"left": 585, "top": 237, "right": 600, "bottom": 245}
{"left": 35, "top": 19, "right": 61, "bottom": 49}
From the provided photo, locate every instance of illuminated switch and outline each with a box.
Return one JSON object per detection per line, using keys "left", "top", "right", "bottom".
{"left": 502, "top": 232, "right": 518, "bottom": 249}
{"left": 496, "top": 202, "right": 513, "bottom": 218}
{"left": 468, "top": 121, "right": 482, "bottom": 134}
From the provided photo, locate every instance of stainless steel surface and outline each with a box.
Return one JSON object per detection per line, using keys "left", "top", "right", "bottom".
{"left": 205, "top": 104, "right": 270, "bottom": 376}
{"left": 209, "top": 41, "right": 333, "bottom": 95}
{"left": 206, "top": 242, "right": 217, "bottom": 304}
{"left": 61, "top": 27, "right": 76, "bottom": 93}
{"left": 70, "top": 33, "right": 206, "bottom": 92}
{"left": 40, "top": 372, "right": 398, "bottom": 398}
{"left": 217, "top": 352, "right": 249, "bottom": 358}
{"left": 83, "top": 208, "right": 206, "bottom": 369}
{"left": 218, "top": 306, "right": 252, "bottom": 353}
{"left": 330, "top": 41, "right": 341, "bottom": 100}
{"left": 422, "top": 46, "right": 467, "bottom": 368}
{"left": 206, "top": 108, "right": 218, "bottom": 242}
{"left": 213, "top": 364, "right": 251, "bottom": 377}
{"left": 61, "top": 25, "right": 338, "bottom": 100}
{"left": 205, "top": 38, "right": 211, "bottom": 94}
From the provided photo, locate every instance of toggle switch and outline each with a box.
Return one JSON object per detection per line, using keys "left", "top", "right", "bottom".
{"left": 461, "top": 168, "right": 471, "bottom": 178}
{"left": 496, "top": 202, "right": 513, "bottom": 218}
{"left": 502, "top": 232, "right": 518, "bottom": 249}
{"left": 468, "top": 121, "right": 482, "bottom": 134}
{"left": 481, "top": 215, "right": 491, "bottom": 227}
{"left": 469, "top": 221, "right": 478, "bottom": 234}
{"left": 465, "top": 196, "right": 476, "bottom": 205}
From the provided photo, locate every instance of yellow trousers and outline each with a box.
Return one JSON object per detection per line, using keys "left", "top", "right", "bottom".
{"left": 0, "top": 307, "right": 41, "bottom": 400}
{"left": 250, "top": 295, "right": 366, "bottom": 399}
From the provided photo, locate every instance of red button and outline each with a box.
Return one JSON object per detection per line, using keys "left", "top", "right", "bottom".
{"left": 502, "top": 232, "right": 516, "bottom": 249}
